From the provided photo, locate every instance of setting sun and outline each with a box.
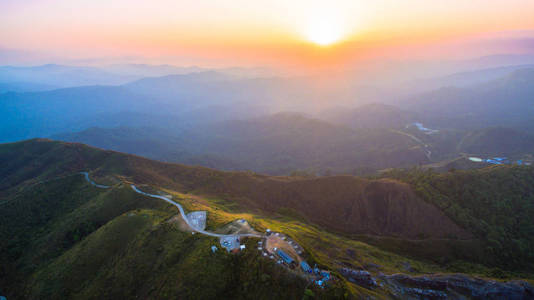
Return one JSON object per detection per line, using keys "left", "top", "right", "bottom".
{"left": 305, "top": 20, "right": 344, "bottom": 46}
{"left": 299, "top": 6, "right": 349, "bottom": 47}
{"left": 3, "top": 1, "right": 534, "bottom": 299}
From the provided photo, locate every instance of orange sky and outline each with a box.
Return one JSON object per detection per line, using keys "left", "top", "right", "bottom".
{"left": 1, "top": 0, "right": 534, "bottom": 68}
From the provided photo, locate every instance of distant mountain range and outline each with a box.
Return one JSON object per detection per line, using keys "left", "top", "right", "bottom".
{"left": 2, "top": 63, "right": 534, "bottom": 175}
{"left": 402, "top": 68, "right": 534, "bottom": 130}
{"left": 52, "top": 115, "right": 534, "bottom": 175}
{"left": 53, "top": 113, "right": 428, "bottom": 175}
{"left": 0, "top": 64, "right": 137, "bottom": 88}
{"left": 424, "top": 64, "right": 534, "bottom": 88}
{"left": 456, "top": 127, "right": 534, "bottom": 156}
{"left": 320, "top": 103, "right": 419, "bottom": 129}
{"left": 0, "top": 64, "right": 280, "bottom": 93}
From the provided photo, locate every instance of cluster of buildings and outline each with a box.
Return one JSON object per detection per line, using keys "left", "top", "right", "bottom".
{"left": 258, "top": 239, "right": 291, "bottom": 264}
{"left": 486, "top": 157, "right": 510, "bottom": 164}
{"left": 265, "top": 230, "right": 304, "bottom": 254}
{"left": 301, "top": 261, "right": 332, "bottom": 287}
{"left": 469, "top": 156, "right": 532, "bottom": 165}
{"left": 219, "top": 235, "right": 246, "bottom": 252}
{"left": 258, "top": 230, "right": 331, "bottom": 287}
{"left": 209, "top": 226, "right": 334, "bottom": 288}
{"left": 312, "top": 268, "right": 332, "bottom": 287}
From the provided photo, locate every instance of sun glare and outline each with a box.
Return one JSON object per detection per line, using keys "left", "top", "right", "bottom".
{"left": 305, "top": 20, "right": 344, "bottom": 46}
{"left": 300, "top": 6, "right": 349, "bottom": 47}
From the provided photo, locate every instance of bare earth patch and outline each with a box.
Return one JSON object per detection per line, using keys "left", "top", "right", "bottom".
{"left": 265, "top": 234, "right": 302, "bottom": 263}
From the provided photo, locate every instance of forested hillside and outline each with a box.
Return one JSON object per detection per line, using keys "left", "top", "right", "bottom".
{"left": 381, "top": 166, "right": 534, "bottom": 270}
{"left": 1, "top": 139, "right": 533, "bottom": 299}
{"left": 53, "top": 113, "right": 429, "bottom": 175}
{"left": 0, "top": 139, "right": 463, "bottom": 239}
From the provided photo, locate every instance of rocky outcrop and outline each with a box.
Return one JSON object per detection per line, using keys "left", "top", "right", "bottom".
{"left": 382, "top": 273, "right": 534, "bottom": 299}
{"left": 338, "top": 268, "right": 377, "bottom": 289}
{"left": 338, "top": 267, "right": 534, "bottom": 299}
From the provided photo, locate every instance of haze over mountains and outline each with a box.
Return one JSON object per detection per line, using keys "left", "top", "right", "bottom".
{"left": 53, "top": 113, "right": 427, "bottom": 175}
{"left": 2, "top": 56, "right": 534, "bottom": 175}
{"left": 3, "top": 1, "right": 534, "bottom": 298}
{"left": 0, "top": 64, "right": 280, "bottom": 92}
{"left": 2, "top": 54, "right": 534, "bottom": 299}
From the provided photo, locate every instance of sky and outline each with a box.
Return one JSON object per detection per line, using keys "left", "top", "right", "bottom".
{"left": 1, "top": 0, "right": 534, "bottom": 68}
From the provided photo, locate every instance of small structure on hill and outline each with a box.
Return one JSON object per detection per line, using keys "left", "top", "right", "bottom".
{"left": 277, "top": 249, "right": 294, "bottom": 265}
{"left": 300, "top": 261, "right": 312, "bottom": 273}
{"left": 211, "top": 245, "right": 218, "bottom": 253}
{"left": 220, "top": 235, "right": 240, "bottom": 252}
{"left": 187, "top": 211, "right": 207, "bottom": 231}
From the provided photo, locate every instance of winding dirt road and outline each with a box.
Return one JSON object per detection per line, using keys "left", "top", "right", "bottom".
{"left": 81, "top": 171, "right": 262, "bottom": 239}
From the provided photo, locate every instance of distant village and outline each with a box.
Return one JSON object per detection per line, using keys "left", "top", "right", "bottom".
{"left": 468, "top": 156, "right": 532, "bottom": 166}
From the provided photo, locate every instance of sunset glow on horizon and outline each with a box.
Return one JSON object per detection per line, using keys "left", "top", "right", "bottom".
{"left": 1, "top": 0, "right": 534, "bottom": 68}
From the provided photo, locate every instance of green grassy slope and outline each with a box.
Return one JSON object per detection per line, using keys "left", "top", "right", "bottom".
{"left": 1, "top": 176, "right": 334, "bottom": 299}
{"left": 0, "top": 173, "right": 468, "bottom": 299}
{"left": 0, "top": 139, "right": 469, "bottom": 240}
{"left": 0, "top": 174, "right": 168, "bottom": 297}
{"left": 1, "top": 139, "right": 533, "bottom": 299}
{"left": 25, "top": 210, "right": 321, "bottom": 300}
